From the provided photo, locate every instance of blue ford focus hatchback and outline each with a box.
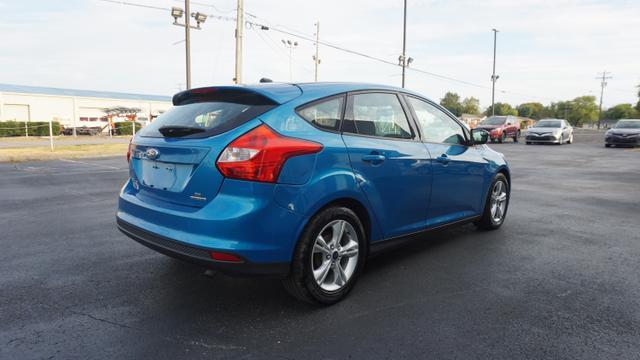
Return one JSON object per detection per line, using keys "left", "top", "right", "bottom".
{"left": 117, "top": 82, "right": 510, "bottom": 304}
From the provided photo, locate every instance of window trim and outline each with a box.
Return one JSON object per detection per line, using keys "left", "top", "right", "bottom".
{"left": 402, "top": 93, "right": 472, "bottom": 146}
{"left": 341, "top": 90, "right": 420, "bottom": 143}
{"left": 294, "top": 93, "right": 347, "bottom": 134}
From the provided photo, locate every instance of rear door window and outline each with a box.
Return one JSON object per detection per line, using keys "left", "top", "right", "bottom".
{"left": 296, "top": 96, "right": 344, "bottom": 131}
{"left": 343, "top": 93, "right": 414, "bottom": 139}
{"left": 139, "top": 101, "right": 275, "bottom": 138}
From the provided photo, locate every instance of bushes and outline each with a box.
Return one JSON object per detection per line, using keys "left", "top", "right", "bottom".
{"left": 113, "top": 121, "right": 145, "bottom": 135}
{"left": 0, "top": 121, "right": 61, "bottom": 137}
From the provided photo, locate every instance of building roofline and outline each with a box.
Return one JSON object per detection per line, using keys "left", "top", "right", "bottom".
{"left": 0, "top": 83, "right": 171, "bottom": 102}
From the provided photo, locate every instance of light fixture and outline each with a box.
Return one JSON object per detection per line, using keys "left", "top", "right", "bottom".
{"left": 171, "top": 7, "right": 184, "bottom": 20}
{"left": 407, "top": 57, "right": 414, "bottom": 65}
{"left": 192, "top": 12, "right": 207, "bottom": 24}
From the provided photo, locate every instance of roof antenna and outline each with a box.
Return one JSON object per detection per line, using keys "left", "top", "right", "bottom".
{"left": 259, "top": 77, "right": 273, "bottom": 83}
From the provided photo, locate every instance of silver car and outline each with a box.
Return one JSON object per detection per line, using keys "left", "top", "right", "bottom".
{"left": 525, "top": 119, "right": 573, "bottom": 145}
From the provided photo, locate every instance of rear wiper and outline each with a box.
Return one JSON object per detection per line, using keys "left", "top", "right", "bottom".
{"left": 158, "top": 125, "right": 206, "bottom": 137}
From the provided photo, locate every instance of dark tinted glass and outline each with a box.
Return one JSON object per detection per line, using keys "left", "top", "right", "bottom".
{"left": 297, "top": 96, "right": 344, "bottom": 131}
{"left": 139, "top": 102, "right": 274, "bottom": 138}
{"left": 344, "top": 93, "right": 413, "bottom": 139}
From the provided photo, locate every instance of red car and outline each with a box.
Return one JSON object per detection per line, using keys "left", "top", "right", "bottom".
{"left": 476, "top": 116, "right": 521, "bottom": 143}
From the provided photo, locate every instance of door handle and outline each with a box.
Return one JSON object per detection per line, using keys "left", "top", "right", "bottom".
{"left": 436, "top": 154, "right": 450, "bottom": 165}
{"left": 362, "top": 154, "right": 386, "bottom": 163}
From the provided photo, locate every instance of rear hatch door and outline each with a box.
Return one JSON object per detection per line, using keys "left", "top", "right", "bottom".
{"left": 128, "top": 85, "right": 301, "bottom": 209}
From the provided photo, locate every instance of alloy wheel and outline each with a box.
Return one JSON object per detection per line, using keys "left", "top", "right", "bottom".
{"left": 311, "top": 220, "right": 359, "bottom": 292}
{"left": 490, "top": 180, "right": 508, "bottom": 223}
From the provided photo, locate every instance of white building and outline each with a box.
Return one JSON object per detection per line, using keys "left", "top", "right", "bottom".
{"left": 0, "top": 83, "right": 172, "bottom": 129}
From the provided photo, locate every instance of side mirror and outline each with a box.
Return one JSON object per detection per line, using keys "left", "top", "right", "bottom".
{"left": 470, "top": 128, "right": 489, "bottom": 145}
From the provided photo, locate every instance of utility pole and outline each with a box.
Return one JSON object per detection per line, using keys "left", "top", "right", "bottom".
{"left": 171, "top": 2, "right": 207, "bottom": 90}
{"left": 313, "top": 21, "right": 320, "bottom": 82}
{"left": 235, "top": 0, "right": 244, "bottom": 84}
{"left": 491, "top": 28, "right": 499, "bottom": 116}
{"left": 282, "top": 39, "right": 298, "bottom": 82}
{"left": 596, "top": 71, "right": 612, "bottom": 130}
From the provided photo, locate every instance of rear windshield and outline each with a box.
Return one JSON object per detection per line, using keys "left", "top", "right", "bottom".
{"left": 481, "top": 116, "right": 506, "bottom": 125}
{"left": 138, "top": 101, "right": 275, "bottom": 138}
{"left": 534, "top": 120, "right": 562, "bottom": 128}
{"left": 615, "top": 120, "right": 640, "bottom": 129}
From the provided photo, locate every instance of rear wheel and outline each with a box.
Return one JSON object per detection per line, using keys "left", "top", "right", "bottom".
{"left": 605, "top": 144, "right": 611, "bottom": 148}
{"left": 526, "top": 141, "right": 532, "bottom": 145}
{"left": 475, "top": 173, "right": 509, "bottom": 230}
{"left": 283, "top": 207, "right": 366, "bottom": 305}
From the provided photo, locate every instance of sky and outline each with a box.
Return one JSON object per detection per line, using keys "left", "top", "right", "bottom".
{"left": 1, "top": 0, "right": 639, "bottom": 110}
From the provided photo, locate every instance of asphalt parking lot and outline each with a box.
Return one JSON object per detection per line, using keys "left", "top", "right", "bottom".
{"left": 1, "top": 131, "right": 639, "bottom": 359}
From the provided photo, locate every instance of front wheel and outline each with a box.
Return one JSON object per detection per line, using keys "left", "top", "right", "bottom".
{"left": 283, "top": 207, "right": 366, "bottom": 305}
{"left": 475, "top": 173, "right": 510, "bottom": 230}
{"left": 567, "top": 134, "right": 573, "bottom": 144}
{"left": 513, "top": 130, "right": 520, "bottom": 142}
{"left": 498, "top": 132, "right": 506, "bottom": 144}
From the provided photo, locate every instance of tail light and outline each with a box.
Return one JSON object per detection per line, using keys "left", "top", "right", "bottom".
{"left": 126, "top": 138, "right": 133, "bottom": 163}
{"left": 217, "top": 124, "right": 322, "bottom": 183}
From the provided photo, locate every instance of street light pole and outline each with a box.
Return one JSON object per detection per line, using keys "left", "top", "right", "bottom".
{"left": 398, "top": 0, "right": 413, "bottom": 88}
{"left": 282, "top": 39, "right": 298, "bottom": 82}
{"left": 491, "top": 28, "right": 499, "bottom": 116}
{"left": 401, "top": 0, "right": 407, "bottom": 88}
{"left": 184, "top": 0, "right": 191, "bottom": 89}
{"left": 171, "top": 2, "right": 207, "bottom": 90}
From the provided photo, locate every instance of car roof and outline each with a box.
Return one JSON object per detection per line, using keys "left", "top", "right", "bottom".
{"left": 176, "top": 82, "right": 424, "bottom": 105}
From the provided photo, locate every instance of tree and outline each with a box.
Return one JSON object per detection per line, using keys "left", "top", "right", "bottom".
{"left": 516, "top": 102, "right": 544, "bottom": 119}
{"left": 440, "top": 92, "right": 463, "bottom": 116}
{"left": 636, "top": 85, "right": 640, "bottom": 113}
{"left": 541, "top": 96, "right": 598, "bottom": 126}
{"left": 604, "top": 104, "right": 638, "bottom": 120}
{"left": 568, "top": 96, "right": 598, "bottom": 126}
{"left": 461, "top": 97, "right": 480, "bottom": 115}
{"left": 485, "top": 102, "right": 517, "bottom": 116}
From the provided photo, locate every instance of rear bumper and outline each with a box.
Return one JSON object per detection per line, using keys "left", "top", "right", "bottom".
{"left": 117, "top": 178, "right": 307, "bottom": 268}
{"left": 117, "top": 216, "right": 289, "bottom": 277}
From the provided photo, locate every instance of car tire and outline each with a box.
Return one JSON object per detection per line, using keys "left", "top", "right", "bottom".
{"left": 558, "top": 136, "right": 564, "bottom": 145}
{"left": 498, "top": 132, "right": 505, "bottom": 144}
{"left": 475, "top": 173, "right": 509, "bottom": 231}
{"left": 282, "top": 206, "right": 366, "bottom": 305}
{"left": 526, "top": 141, "right": 532, "bottom": 145}
{"left": 568, "top": 134, "right": 573, "bottom": 144}
{"left": 513, "top": 130, "right": 520, "bottom": 142}
{"left": 605, "top": 144, "right": 611, "bottom": 148}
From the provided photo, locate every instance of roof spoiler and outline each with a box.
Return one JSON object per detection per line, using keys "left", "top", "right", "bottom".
{"left": 172, "top": 86, "right": 279, "bottom": 106}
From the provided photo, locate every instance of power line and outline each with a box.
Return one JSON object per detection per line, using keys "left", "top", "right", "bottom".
{"left": 95, "top": 0, "right": 564, "bottom": 103}
{"left": 96, "top": 0, "right": 169, "bottom": 11}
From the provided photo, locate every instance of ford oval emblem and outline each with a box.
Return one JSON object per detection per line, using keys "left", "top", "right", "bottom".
{"left": 145, "top": 148, "right": 159, "bottom": 160}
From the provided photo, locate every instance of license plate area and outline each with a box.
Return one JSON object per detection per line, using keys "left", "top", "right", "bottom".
{"left": 140, "top": 160, "right": 193, "bottom": 192}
